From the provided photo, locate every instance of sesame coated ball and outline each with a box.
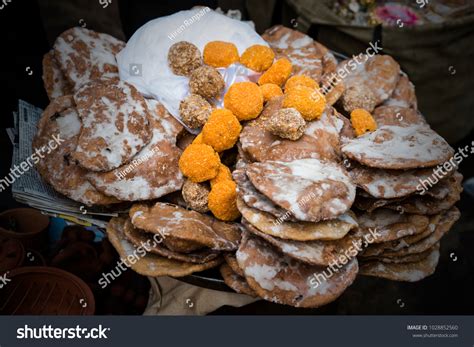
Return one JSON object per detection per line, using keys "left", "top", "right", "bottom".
{"left": 189, "top": 66, "right": 225, "bottom": 99}
{"left": 167, "top": 41, "right": 202, "bottom": 76}
{"left": 182, "top": 179, "right": 210, "bottom": 213}
{"left": 267, "top": 108, "right": 306, "bottom": 141}
{"left": 341, "top": 84, "right": 377, "bottom": 113}
{"left": 179, "top": 94, "right": 213, "bottom": 128}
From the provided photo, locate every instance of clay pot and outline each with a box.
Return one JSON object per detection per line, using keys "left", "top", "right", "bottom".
{"left": 0, "top": 266, "right": 95, "bottom": 315}
{"left": 0, "top": 236, "right": 25, "bottom": 273}
{"left": 0, "top": 208, "right": 49, "bottom": 251}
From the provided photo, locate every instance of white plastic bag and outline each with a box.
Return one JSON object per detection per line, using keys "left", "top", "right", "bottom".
{"left": 117, "top": 7, "right": 268, "bottom": 131}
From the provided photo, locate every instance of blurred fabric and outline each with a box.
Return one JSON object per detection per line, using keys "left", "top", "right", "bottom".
{"left": 145, "top": 276, "right": 258, "bottom": 315}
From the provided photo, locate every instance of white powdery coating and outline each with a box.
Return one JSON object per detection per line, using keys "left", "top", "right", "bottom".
{"left": 131, "top": 211, "right": 144, "bottom": 223}
{"left": 87, "top": 101, "right": 183, "bottom": 201}
{"left": 77, "top": 82, "right": 148, "bottom": 169}
{"left": 307, "top": 259, "right": 358, "bottom": 296}
{"left": 342, "top": 124, "right": 453, "bottom": 169}
{"left": 281, "top": 242, "right": 324, "bottom": 261}
{"left": 245, "top": 264, "right": 298, "bottom": 292}
{"left": 120, "top": 237, "right": 139, "bottom": 258}
{"left": 54, "top": 27, "right": 123, "bottom": 90}
{"left": 132, "top": 205, "right": 239, "bottom": 250}
{"left": 336, "top": 213, "right": 357, "bottom": 226}
{"left": 341, "top": 54, "right": 398, "bottom": 103}
{"left": 358, "top": 209, "right": 406, "bottom": 228}
{"left": 55, "top": 108, "right": 81, "bottom": 139}
{"left": 67, "top": 181, "right": 97, "bottom": 205}
{"left": 266, "top": 29, "right": 320, "bottom": 77}
{"left": 263, "top": 158, "right": 355, "bottom": 221}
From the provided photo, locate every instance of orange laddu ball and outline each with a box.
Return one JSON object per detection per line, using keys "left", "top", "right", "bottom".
{"left": 202, "top": 109, "right": 242, "bottom": 152}
{"left": 284, "top": 75, "right": 318, "bottom": 93}
{"left": 208, "top": 180, "right": 240, "bottom": 221}
{"left": 259, "top": 83, "right": 283, "bottom": 102}
{"left": 282, "top": 85, "right": 326, "bottom": 121}
{"left": 210, "top": 163, "right": 233, "bottom": 188}
{"left": 258, "top": 58, "right": 292, "bottom": 86}
{"left": 203, "top": 41, "right": 239, "bottom": 68}
{"left": 224, "top": 82, "right": 263, "bottom": 121}
{"left": 350, "top": 108, "right": 377, "bottom": 137}
{"left": 178, "top": 143, "right": 221, "bottom": 182}
{"left": 240, "top": 44, "right": 275, "bottom": 72}
{"left": 192, "top": 133, "right": 203, "bottom": 144}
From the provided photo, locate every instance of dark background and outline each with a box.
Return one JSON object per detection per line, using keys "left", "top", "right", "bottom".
{"left": 1, "top": 0, "right": 474, "bottom": 315}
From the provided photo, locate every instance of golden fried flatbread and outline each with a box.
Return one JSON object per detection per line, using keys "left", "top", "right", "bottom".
{"left": 246, "top": 158, "right": 355, "bottom": 222}
{"left": 378, "top": 208, "right": 459, "bottom": 257}
{"left": 242, "top": 219, "right": 361, "bottom": 266}
{"left": 87, "top": 99, "right": 183, "bottom": 201}
{"left": 130, "top": 202, "right": 241, "bottom": 251}
{"left": 237, "top": 231, "right": 358, "bottom": 308}
{"left": 359, "top": 244, "right": 440, "bottom": 282}
{"left": 341, "top": 124, "right": 454, "bottom": 170}
{"left": 123, "top": 219, "right": 219, "bottom": 264}
{"left": 106, "top": 217, "right": 222, "bottom": 277}
{"left": 354, "top": 172, "right": 462, "bottom": 215}
{"left": 262, "top": 25, "right": 323, "bottom": 82}
{"left": 233, "top": 168, "right": 298, "bottom": 222}
{"left": 349, "top": 163, "right": 451, "bottom": 199}
{"left": 223, "top": 253, "right": 244, "bottom": 277}
{"left": 361, "top": 208, "right": 459, "bottom": 257}
{"left": 339, "top": 54, "right": 400, "bottom": 105}
{"left": 237, "top": 198, "right": 357, "bottom": 241}
{"left": 363, "top": 243, "right": 439, "bottom": 264}
{"left": 357, "top": 208, "right": 429, "bottom": 243}
{"left": 382, "top": 75, "right": 418, "bottom": 109}
{"left": 220, "top": 264, "right": 257, "bottom": 297}
{"left": 32, "top": 96, "right": 120, "bottom": 206}
{"left": 239, "top": 99, "right": 344, "bottom": 163}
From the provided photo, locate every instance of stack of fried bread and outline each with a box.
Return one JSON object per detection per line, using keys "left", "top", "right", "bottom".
{"left": 36, "top": 27, "right": 184, "bottom": 206}
{"left": 36, "top": 19, "right": 462, "bottom": 309}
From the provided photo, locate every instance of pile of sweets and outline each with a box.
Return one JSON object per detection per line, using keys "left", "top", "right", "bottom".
{"left": 38, "top": 23, "right": 461, "bottom": 309}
